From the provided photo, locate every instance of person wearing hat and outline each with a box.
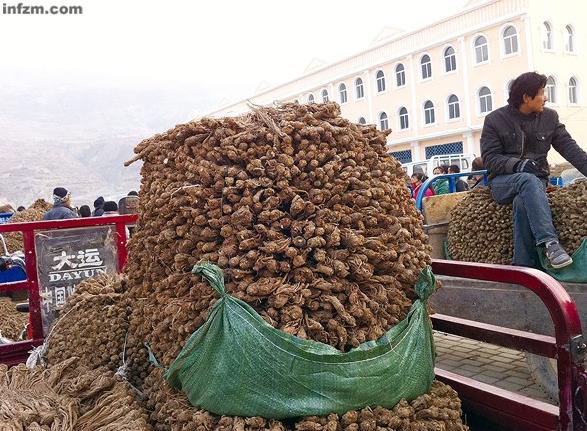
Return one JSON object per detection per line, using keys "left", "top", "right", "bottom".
{"left": 43, "top": 187, "right": 78, "bottom": 220}
{"left": 92, "top": 196, "right": 105, "bottom": 216}
{"left": 102, "top": 201, "right": 119, "bottom": 215}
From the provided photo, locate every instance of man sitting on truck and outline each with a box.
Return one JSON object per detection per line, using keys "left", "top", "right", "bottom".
{"left": 481, "top": 71, "right": 587, "bottom": 269}
{"left": 43, "top": 187, "right": 78, "bottom": 220}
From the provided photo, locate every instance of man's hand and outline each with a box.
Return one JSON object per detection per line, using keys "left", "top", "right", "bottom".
{"left": 515, "top": 159, "right": 541, "bottom": 175}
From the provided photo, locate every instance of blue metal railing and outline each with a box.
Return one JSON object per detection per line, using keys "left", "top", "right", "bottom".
{"left": 415, "top": 170, "right": 489, "bottom": 212}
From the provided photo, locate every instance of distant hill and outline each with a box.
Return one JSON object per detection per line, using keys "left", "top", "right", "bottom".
{"left": 0, "top": 81, "right": 212, "bottom": 207}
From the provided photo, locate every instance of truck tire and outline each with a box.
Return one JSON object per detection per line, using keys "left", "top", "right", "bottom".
{"left": 525, "top": 353, "right": 558, "bottom": 401}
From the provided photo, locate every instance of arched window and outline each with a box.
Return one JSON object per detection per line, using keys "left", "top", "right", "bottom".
{"left": 565, "top": 25, "right": 575, "bottom": 52}
{"left": 474, "top": 35, "right": 489, "bottom": 63}
{"left": 421, "top": 54, "right": 432, "bottom": 79}
{"left": 339, "top": 84, "right": 347, "bottom": 104}
{"left": 424, "top": 100, "right": 435, "bottom": 124}
{"left": 479, "top": 87, "right": 493, "bottom": 113}
{"left": 308, "top": 94, "right": 315, "bottom": 104}
{"left": 379, "top": 112, "right": 389, "bottom": 130}
{"left": 376, "top": 70, "right": 386, "bottom": 92}
{"left": 322, "top": 89, "right": 329, "bottom": 103}
{"left": 355, "top": 78, "right": 364, "bottom": 99}
{"left": 444, "top": 47, "right": 456, "bottom": 72}
{"left": 396, "top": 64, "right": 406, "bottom": 86}
{"left": 569, "top": 77, "right": 578, "bottom": 103}
{"left": 358, "top": 117, "right": 367, "bottom": 125}
{"left": 546, "top": 76, "right": 556, "bottom": 103}
{"left": 399, "top": 107, "right": 409, "bottom": 130}
{"left": 543, "top": 22, "right": 552, "bottom": 49}
{"left": 448, "top": 94, "right": 460, "bottom": 119}
{"left": 503, "top": 26, "right": 518, "bottom": 55}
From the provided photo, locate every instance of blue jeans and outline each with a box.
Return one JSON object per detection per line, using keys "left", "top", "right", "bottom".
{"left": 490, "top": 173, "right": 558, "bottom": 267}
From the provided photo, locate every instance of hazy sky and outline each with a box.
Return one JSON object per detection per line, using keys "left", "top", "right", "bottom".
{"left": 1, "top": 0, "right": 470, "bottom": 113}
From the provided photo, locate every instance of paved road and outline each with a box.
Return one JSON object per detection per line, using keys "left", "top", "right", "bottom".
{"left": 434, "top": 331, "right": 553, "bottom": 404}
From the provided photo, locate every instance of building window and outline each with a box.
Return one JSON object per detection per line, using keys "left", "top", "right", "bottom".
{"left": 308, "top": 94, "right": 315, "bottom": 103}
{"left": 355, "top": 78, "right": 364, "bottom": 99}
{"left": 448, "top": 94, "right": 460, "bottom": 119}
{"left": 396, "top": 64, "right": 406, "bottom": 87}
{"left": 546, "top": 76, "right": 556, "bottom": 103}
{"left": 379, "top": 112, "right": 389, "bottom": 130}
{"left": 399, "top": 107, "right": 409, "bottom": 130}
{"left": 358, "top": 117, "right": 367, "bottom": 125}
{"left": 425, "top": 142, "right": 464, "bottom": 159}
{"left": 376, "top": 70, "right": 386, "bottom": 92}
{"left": 543, "top": 22, "right": 552, "bottom": 49}
{"left": 421, "top": 54, "right": 432, "bottom": 79}
{"left": 322, "top": 89, "right": 329, "bottom": 102}
{"left": 569, "top": 77, "right": 578, "bottom": 103}
{"left": 565, "top": 25, "right": 575, "bottom": 52}
{"left": 339, "top": 84, "right": 347, "bottom": 104}
{"left": 390, "top": 150, "right": 412, "bottom": 164}
{"left": 424, "top": 100, "right": 435, "bottom": 124}
{"left": 474, "top": 35, "right": 489, "bottom": 63}
{"left": 444, "top": 47, "right": 456, "bottom": 72}
{"left": 503, "top": 26, "right": 518, "bottom": 55}
{"left": 479, "top": 87, "right": 493, "bottom": 113}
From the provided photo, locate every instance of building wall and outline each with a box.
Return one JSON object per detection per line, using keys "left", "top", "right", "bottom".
{"left": 206, "top": 0, "right": 587, "bottom": 167}
{"left": 528, "top": 1, "right": 587, "bottom": 164}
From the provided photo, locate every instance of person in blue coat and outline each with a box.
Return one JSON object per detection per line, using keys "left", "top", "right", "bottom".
{"left": 43, "top": 187, "right": 78, "bottom": 220}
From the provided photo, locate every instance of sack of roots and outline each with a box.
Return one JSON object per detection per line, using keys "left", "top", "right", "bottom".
{"left": 162, "top": 263, "right": 435, "bottom": 419}
{"left": 538, "top": 237, "right": 587, "bottom": 283}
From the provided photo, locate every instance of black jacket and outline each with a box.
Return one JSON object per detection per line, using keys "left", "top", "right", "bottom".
{"left": 481, "top": 105, "right": 587, "bottom": 178}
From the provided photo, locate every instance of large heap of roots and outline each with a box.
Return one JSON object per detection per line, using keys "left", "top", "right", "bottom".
{"left": 45, "top": 274, "right": 130, "bottom": 373}
{"left": 116, "top": 102, "right": 467, "bottom": 430}
{"left": 448, "top": 182, "right": 587, "bottom": 264}
{"left": 124, "top": 102, "right": 432, "bottom": 381}
{"left": 3, "top": 199, "right": 52, "bottom": 253}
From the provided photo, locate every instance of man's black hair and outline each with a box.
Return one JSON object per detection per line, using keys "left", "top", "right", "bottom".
{"left": 449, "top": 164, "right": 461, "bottom": 173}
{"left": 79, "top": 205, "right": 92, "bottom": 217}
{"left": 508, "top": 72, "right": 547, "bottom": 108}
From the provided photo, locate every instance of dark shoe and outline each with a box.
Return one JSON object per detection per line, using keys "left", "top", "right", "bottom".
{"left": 545, "top": 241, "right": 573, "bottom": 269}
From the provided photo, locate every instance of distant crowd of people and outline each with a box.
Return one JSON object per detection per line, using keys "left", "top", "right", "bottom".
{"left": 42, "top": 187, "right": 139, "bottom": 221}
{"left": 409, "top": 157, "right": 485, "bottom": 200}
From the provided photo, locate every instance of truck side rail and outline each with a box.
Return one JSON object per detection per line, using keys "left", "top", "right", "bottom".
{"left": 431, "top": 259, "right": 586, "bottom": 431}
{"left": 415, "top": 170, "right": 488, "bottom": 211}
{"left": 0, "top": 215, "right": 138, "bottom": 365}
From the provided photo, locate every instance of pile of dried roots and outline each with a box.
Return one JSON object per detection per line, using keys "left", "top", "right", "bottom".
{"left": 124, "top": 102, "right": 431, "bottom": 382}
{"left": 447, "top": 182, "right": 587, "bottom": 264}
{"left": 0, "top": 357, "right": 151, "bottom": 430}
{"left": 45, "top": 274, "right": 129, "bottom": 373}
{"left": 3, "top": 199, "right": 52, "bottom": 253}
{"left": 143, "top": 368, "right": 467, "bottom": 431}
{"left": 0, "top": 297, "right": 28, "bottom": 341}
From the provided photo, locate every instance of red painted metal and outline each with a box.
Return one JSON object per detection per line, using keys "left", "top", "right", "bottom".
{"left": 23, "top": 230, "right": 43, "bottom": 341}
{"left": 432, "top": 313, "right": 557, "bottom": 358}
{"left": 0, "top": 280, "right": 28, "bottom": 294}
{"left": 0, "top": 215, "right": 138, "bottom": 364}
{"left": 436, "top": 368, "right": 559, "bottom": 431}
{"left": 115, "top": 222, "right": 129, "bottom": 271}
{"left": 432, "top": 259, "right": 587, "bottom": 431}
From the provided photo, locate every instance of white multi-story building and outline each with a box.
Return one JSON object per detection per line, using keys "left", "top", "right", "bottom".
{"left": 207, "top": 0, "right": 586, "bottom": 165}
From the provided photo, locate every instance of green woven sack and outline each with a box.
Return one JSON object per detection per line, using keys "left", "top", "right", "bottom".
{"left": 165, "top": 263, "right": 436, "bottom": 419}
{"left": 538, "top": 238, "right": 587, "bottom": 283}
